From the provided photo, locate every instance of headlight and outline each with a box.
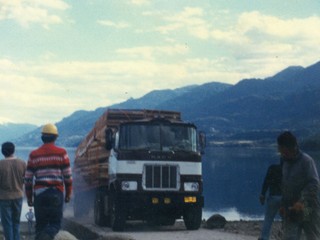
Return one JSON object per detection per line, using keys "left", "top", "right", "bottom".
{"left": 184, "top": 182, "right": 199, "bottom": 192}
{"left": 184, "top": 196, "right": 197, "bottom": 203}
{"left": 121, "top": 181, "right": 138, "bottom": 191}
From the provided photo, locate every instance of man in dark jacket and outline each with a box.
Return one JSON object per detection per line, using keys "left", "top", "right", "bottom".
{"left": 278, "top": 131, "right": 320, "bottom": 240}
{"left": 259, "top": 163, "right": 282, "bottom": 240}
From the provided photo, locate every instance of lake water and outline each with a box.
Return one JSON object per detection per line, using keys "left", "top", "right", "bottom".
{"left": 202, "top": 146, "right": 279, "bottom": 220}
{"left": 13, "top": 146, "right": 320, "bottom": 221}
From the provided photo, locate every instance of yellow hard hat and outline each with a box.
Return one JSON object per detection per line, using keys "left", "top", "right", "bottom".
{"left": 41, "top": 123, "right": 58, "bottom": 135}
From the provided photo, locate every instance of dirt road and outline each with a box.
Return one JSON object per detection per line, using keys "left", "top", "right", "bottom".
{"left": 50, "top": 208, "right": 261, "bottom": 239}
{"left": 64, "top": 218, "right": 257, "bottom": 240}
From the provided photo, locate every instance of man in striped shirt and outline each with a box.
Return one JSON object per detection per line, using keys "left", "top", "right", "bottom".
{"left": 25, "top": 123, "right": 72, "bottom": 240}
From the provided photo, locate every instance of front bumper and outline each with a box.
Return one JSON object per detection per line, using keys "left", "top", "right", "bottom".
{"left": 117, "top": 191, "right": 204, "bottom": 219}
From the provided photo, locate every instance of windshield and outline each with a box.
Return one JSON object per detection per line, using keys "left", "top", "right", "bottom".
{"left": 119, "top": 123, "right": 197, "bottom": 152}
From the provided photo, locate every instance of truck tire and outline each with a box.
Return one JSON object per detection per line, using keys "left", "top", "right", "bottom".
{"left": 183, "top": 206, "right": 202, "bottom": 230}
{"left": 94, "top": 192, "right": 108, "bottom": 226}
{"left": 109, "top": 193, "right": 126, "bottom": 232}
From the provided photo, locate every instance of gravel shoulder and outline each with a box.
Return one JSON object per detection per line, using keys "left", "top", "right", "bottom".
{"left": 216, "top": 220, "right": 282, "bottom": 240}
{"left": 62, "top": 218, "right": 282, "bottom": 240}
{"left": 0, "top": 218, "right": 282, "bottom": 240}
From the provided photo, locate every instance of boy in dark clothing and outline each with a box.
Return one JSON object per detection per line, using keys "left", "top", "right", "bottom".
{"left": 259, "top": 164, "right": 282, "bottom": 240}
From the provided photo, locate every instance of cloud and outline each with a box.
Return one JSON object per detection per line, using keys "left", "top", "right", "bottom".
{"left": 0, "top": 54, "right": 244, "bottom": 124}
{"left": 0, "top": 0, "right": 69, "bottom": 28}
{"left": 237, "top": 12, "right": 320, "bottom": 40}
{"left": 210, "top": 11, "right": 320, "bottom": 74}
{"left": 211, "top": 11, "right": 320, "bottom": 47}
{"left": 97, "top": 20, "right": 130, "bottom": 29}
{"left": 0, "top": 117, "right": 13, "bottom": 124}
{"left": 150, "top": 9, "right": 316, "bottom": 79}
{"left": 116, "top": 44, "right": 189, "bottom": 60}
{"left": 156, "top": 7, "right": 210, "bottom": 39}
{"left": 156, "top": 7, "right": 320, "bottom": 46}
{"left": 128, "top": 0, "right": 150, "bottom": 5}
{"left": 0, "top": 59, "right": 18, "bottom": 71}
{"left": 0, "top": 73, "right": 64, "bottom": 124}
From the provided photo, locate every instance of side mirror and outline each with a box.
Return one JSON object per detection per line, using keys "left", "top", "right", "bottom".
{"left": 105, "top": 128, "right": 114, "bottom": 150}
{"left": 199, "top": 131, "right": 206, "bottom": 154}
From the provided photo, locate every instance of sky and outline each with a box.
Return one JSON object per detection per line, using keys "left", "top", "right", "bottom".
{"left": 1, "top": 0, "right": 320, "bottom": 125}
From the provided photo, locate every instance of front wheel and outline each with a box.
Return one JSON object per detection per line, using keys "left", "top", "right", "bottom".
{"left": 109, "top": 193, "right": 126, "bottom": 232}
{"left": 183, "top": 206, "right": 202, "bottom": 230}
{"left": 94, "top": 192, "right": 108, "bottom": 226}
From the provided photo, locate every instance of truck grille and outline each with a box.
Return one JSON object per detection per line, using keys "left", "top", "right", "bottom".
{"left": 143, "top": 165, "right": 180, "bottom": 191}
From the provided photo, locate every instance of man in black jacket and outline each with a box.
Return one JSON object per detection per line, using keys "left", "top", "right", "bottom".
{"left": 259, "top": 163, "right": 282, "bottom": 240}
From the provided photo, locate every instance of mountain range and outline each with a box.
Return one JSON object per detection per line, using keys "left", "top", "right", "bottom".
{"left": 8, "top": 60, "right": 320, "bottom": 147}
{"left": 0, "top": 123, "right": 37, "bottom": 144}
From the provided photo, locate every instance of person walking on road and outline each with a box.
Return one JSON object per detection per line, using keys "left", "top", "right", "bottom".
{"left": 258, "top": 163, "right": 282, "bottom": 240}
{"left": 278, "top": 131, "right": 320, "bottom": 240}
{"left": 25, "top": 208, "right": 34, "bottom": 235}
{"left": 24, "top": 123, "right": 73, "bottom": 240}
{"left": 0, "top": 141, "right": 27, "bottom": 240}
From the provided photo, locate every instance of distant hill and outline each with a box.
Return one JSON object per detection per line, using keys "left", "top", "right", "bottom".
{"left": 14, "top": 60, "right": 320, "bottom": 147}
{"left": 189, "top": 61, "right": 320, "bottom": 135}
{"left": 0, "top": 123, "right": 37, "bottom": 143}
{"left": 112, "top": 85, "right": 199, "bottom": 109}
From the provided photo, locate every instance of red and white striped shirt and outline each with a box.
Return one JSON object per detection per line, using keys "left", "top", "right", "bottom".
{"left": 24, "top": 143, "right": 72, "bottom": 201}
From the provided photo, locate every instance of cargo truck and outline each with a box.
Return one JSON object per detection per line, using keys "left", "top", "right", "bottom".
{"left": 73, "top": 109, "right": 205, "bottom": 231}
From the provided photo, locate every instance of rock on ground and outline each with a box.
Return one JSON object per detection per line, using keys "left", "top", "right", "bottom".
{"left": 54, "top": 230, "right": 78, "bottom": 240}
{"left": 205, "top": 214, "right": 227, "bottom": 229}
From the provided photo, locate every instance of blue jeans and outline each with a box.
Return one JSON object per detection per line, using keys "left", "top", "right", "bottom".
{"left": 34, "top": 188, "right": 63, "bottom": 240}
{"left": 260, "top": 195, "right": 282, "bottom": 240}
{"left": 0, "top": 198, "right": 23, "bottom": 240}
